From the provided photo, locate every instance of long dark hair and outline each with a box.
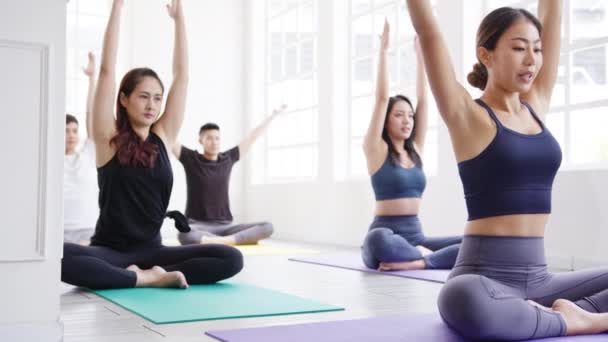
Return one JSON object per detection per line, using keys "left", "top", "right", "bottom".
{"left": 110, "top": 68, "right": 164, "bottom": 168}
{"left": 382, "top": 95, "right": 422, "bottom": 167}
{"left": 468, "top": 7, "right": 542, "bottom": 90}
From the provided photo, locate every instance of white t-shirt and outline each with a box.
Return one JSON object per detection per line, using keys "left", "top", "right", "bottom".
{"left": 64, "top": 139, "right": 99, "bottom": 230}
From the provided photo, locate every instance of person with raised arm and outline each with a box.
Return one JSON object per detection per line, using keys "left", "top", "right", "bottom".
{"left": 64, "top": 52, "right": 99, "bottom": 245}
{"left": 361, "top": 19, "right": 461, "bottom": 272}
{"left": 407, "top": 0, "right": 608, "bottom": 339}
{"left": 61, "top": 0, "right": 243, "bottom": 290}
{"left": 170, "top": 105, "right": 287, "bottom": 246}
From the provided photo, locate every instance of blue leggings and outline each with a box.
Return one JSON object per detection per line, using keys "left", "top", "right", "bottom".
{"left": 361, "top": 215, "right": 462, "bottom": 269}
{"left": 439, "top": 236, "right": 608, "bottom": 341}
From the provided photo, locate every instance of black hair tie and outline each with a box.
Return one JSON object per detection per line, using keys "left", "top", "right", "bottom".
{"left": 165, "top": 210, "right": 192, "bottom": 233}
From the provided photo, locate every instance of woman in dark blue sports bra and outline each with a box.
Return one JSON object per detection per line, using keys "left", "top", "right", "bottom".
{"left": 61, "top": 0, "right": 243, "bottom": 290}
{"left": 361, "top": 19, "right": 462, "bottom": 272}
{"left": 408, "top": 0, "right": 608, "bottom": 339}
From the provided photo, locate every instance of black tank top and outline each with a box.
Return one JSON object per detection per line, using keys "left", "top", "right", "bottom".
{"left": 91, "top": 132, "right": 173, "bottom": 250}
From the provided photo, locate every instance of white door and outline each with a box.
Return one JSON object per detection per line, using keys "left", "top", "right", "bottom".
{"left": 0, "top": 0, "right": 65, "bottom": 340}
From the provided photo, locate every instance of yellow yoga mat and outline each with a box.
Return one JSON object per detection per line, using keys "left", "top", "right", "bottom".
{"left": 162, "top": 239, "right": 319, "bottom": 256}
{"left": 235, "top": 244, "right": 319, "bottom": 256}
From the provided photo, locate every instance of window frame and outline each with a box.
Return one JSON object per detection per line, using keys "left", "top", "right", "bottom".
{"left": 261, "top": 0, "right": 321, "bottom": 183}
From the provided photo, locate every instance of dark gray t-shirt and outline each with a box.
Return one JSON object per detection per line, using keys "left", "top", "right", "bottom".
{"left": 178, "top": 145, "right": 239, "bottom": 221}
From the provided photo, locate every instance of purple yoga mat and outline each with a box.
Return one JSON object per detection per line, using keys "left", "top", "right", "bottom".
{"left": 289, "top": 252, "right": 450, "bottom": 283}
{"left": 206, "top": 313, "right": 464, "bottom": 342}
{"left": 206, "top": 313, "right": 608, "bottom": 342}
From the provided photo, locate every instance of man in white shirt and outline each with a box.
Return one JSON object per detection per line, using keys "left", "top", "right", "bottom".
{"left": 64, "top": 53, "right": 98, "bottom": 245}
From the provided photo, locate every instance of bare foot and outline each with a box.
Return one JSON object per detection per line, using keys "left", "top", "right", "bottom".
{"left": 378, "top": 259, "right": 426, "bottom": 271}
{"left": 128, "top": 265, "right": 188, "bottom": 289}
{"left": 416, "top": 245, "right": 433, "bottom": 256}
{"left": 201, "top": 236, "right": 236, "bottom": 246}
{"left": 552, "top": 299, "right": 601, "bottom": 336}
{"left": 527, "top": 300, "right": 553, "bottom": 313}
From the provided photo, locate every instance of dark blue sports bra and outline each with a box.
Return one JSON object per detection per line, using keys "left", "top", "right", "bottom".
{"left": 458, "top": 99, "right": 562, "bottom": 221}
{"left": 371, "top": 153, "right": 426, "bottom": 200}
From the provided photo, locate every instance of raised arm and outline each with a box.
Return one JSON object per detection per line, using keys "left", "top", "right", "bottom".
{"left": 82, "top": 52, "right": 96, "bottom": 139}
{"left": 362, "top": 18, "right": 390, "bottom": 155}
{"left": 239, "top": 104, "right": 287, "bottom": 157}
{"left": 92, "top": 0, "right": 122, "bottom": 151}
{"left": 523, "top": 0, "right": 563, "bottom": 117}
{"left": 154, "top": 0, "right": 189, "bottom": 146}
{"left": 412, "top": 37, "right": 428, "bottom": 155}
{"left": 406, "top": 0, "right": 474, "bottom": 124}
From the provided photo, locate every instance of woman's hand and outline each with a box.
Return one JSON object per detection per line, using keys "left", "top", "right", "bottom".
{"left": 166, "top": 0, "right": 184, "bottom": 20}
{"left": 82, "top": 52, "right": 96, "bottom": 78}
{"left": 379, "top": 18, "right": 390, "bottom": 52}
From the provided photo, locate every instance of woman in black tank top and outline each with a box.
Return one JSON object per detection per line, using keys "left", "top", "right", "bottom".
{"left": 61, "top": 0, "right": 242, "bottom": 289}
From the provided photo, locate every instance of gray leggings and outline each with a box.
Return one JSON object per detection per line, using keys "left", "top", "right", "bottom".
{"left": 178, "top": 219, "right": 274, "bottom": 245}
{"left": 439, "top": 235, "right": 608, "bottom": 341}
{"left": 361, "top": 215, "right": 462, "bottom": 269}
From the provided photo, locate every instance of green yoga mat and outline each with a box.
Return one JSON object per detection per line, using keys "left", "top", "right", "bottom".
{"left": 92, "top": 282, "right": 343, "bottom": 324}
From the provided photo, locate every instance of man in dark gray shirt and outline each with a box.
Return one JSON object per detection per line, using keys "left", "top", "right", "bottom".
{"left": 172, "top": 106, "right": 286, "bottom": 245}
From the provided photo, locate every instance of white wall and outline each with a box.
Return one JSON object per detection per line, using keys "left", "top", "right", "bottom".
{"left": 242, "top": 0, "right": 608, "bottom": 269}
{"left": 0, "top": 0, "right": 65, "bottom": 340}
{"left": 548, "top": 171, "right": 608, "bottom": 268}
{"left": 122, "top": 0, "right": 246, "bottom": 237}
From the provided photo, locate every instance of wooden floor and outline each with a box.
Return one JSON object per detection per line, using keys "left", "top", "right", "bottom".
{"left": 60, "top": 240, "right": 442, "bottom": 342}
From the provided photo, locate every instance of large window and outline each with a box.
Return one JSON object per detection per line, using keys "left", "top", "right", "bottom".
{"left": 348, "top": 0, "right": 439, "bottom": 177}
{"left": 486, "top": 0, "right": 608, "bottom": 168}
{"left": 263, "top": 0, "right": 319, "bottom": 182}
{"left": 66, "top": 0, "right": 110, "bottom": 141}
{"left": 253, "top": 0, "right": 608, "bottom": 185}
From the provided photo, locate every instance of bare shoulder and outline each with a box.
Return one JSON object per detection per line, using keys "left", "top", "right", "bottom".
{"left": 446, "top": 96, "right": 488, "bottom": 135}
{"left": 446, "top": 99, "right": 499, "bottom": 162}
{"left": 94, "top": 140, "right": 116, "bottom": 168}
{"left": 364, "top": 141, "right": 389, "bottom": 176}
{"left": 152, "top": 129, "right": 173, "bottom": 157}
{"left": 521, "top": 91, "right": 549, "bottom": 120}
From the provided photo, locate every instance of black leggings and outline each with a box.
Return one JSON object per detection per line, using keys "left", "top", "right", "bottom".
{"left": 61, "top": 242, "right": 243, "bottom": 289}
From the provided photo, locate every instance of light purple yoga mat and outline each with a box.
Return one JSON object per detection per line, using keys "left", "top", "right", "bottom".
{"left": 289, "top": 252, "right": 450, "bottom": 283}
{"left": 206, "top": 313, "right": 608, "bottom": 342}
{"left": 206, "top": 313, "right": 464, "bottom": 342}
